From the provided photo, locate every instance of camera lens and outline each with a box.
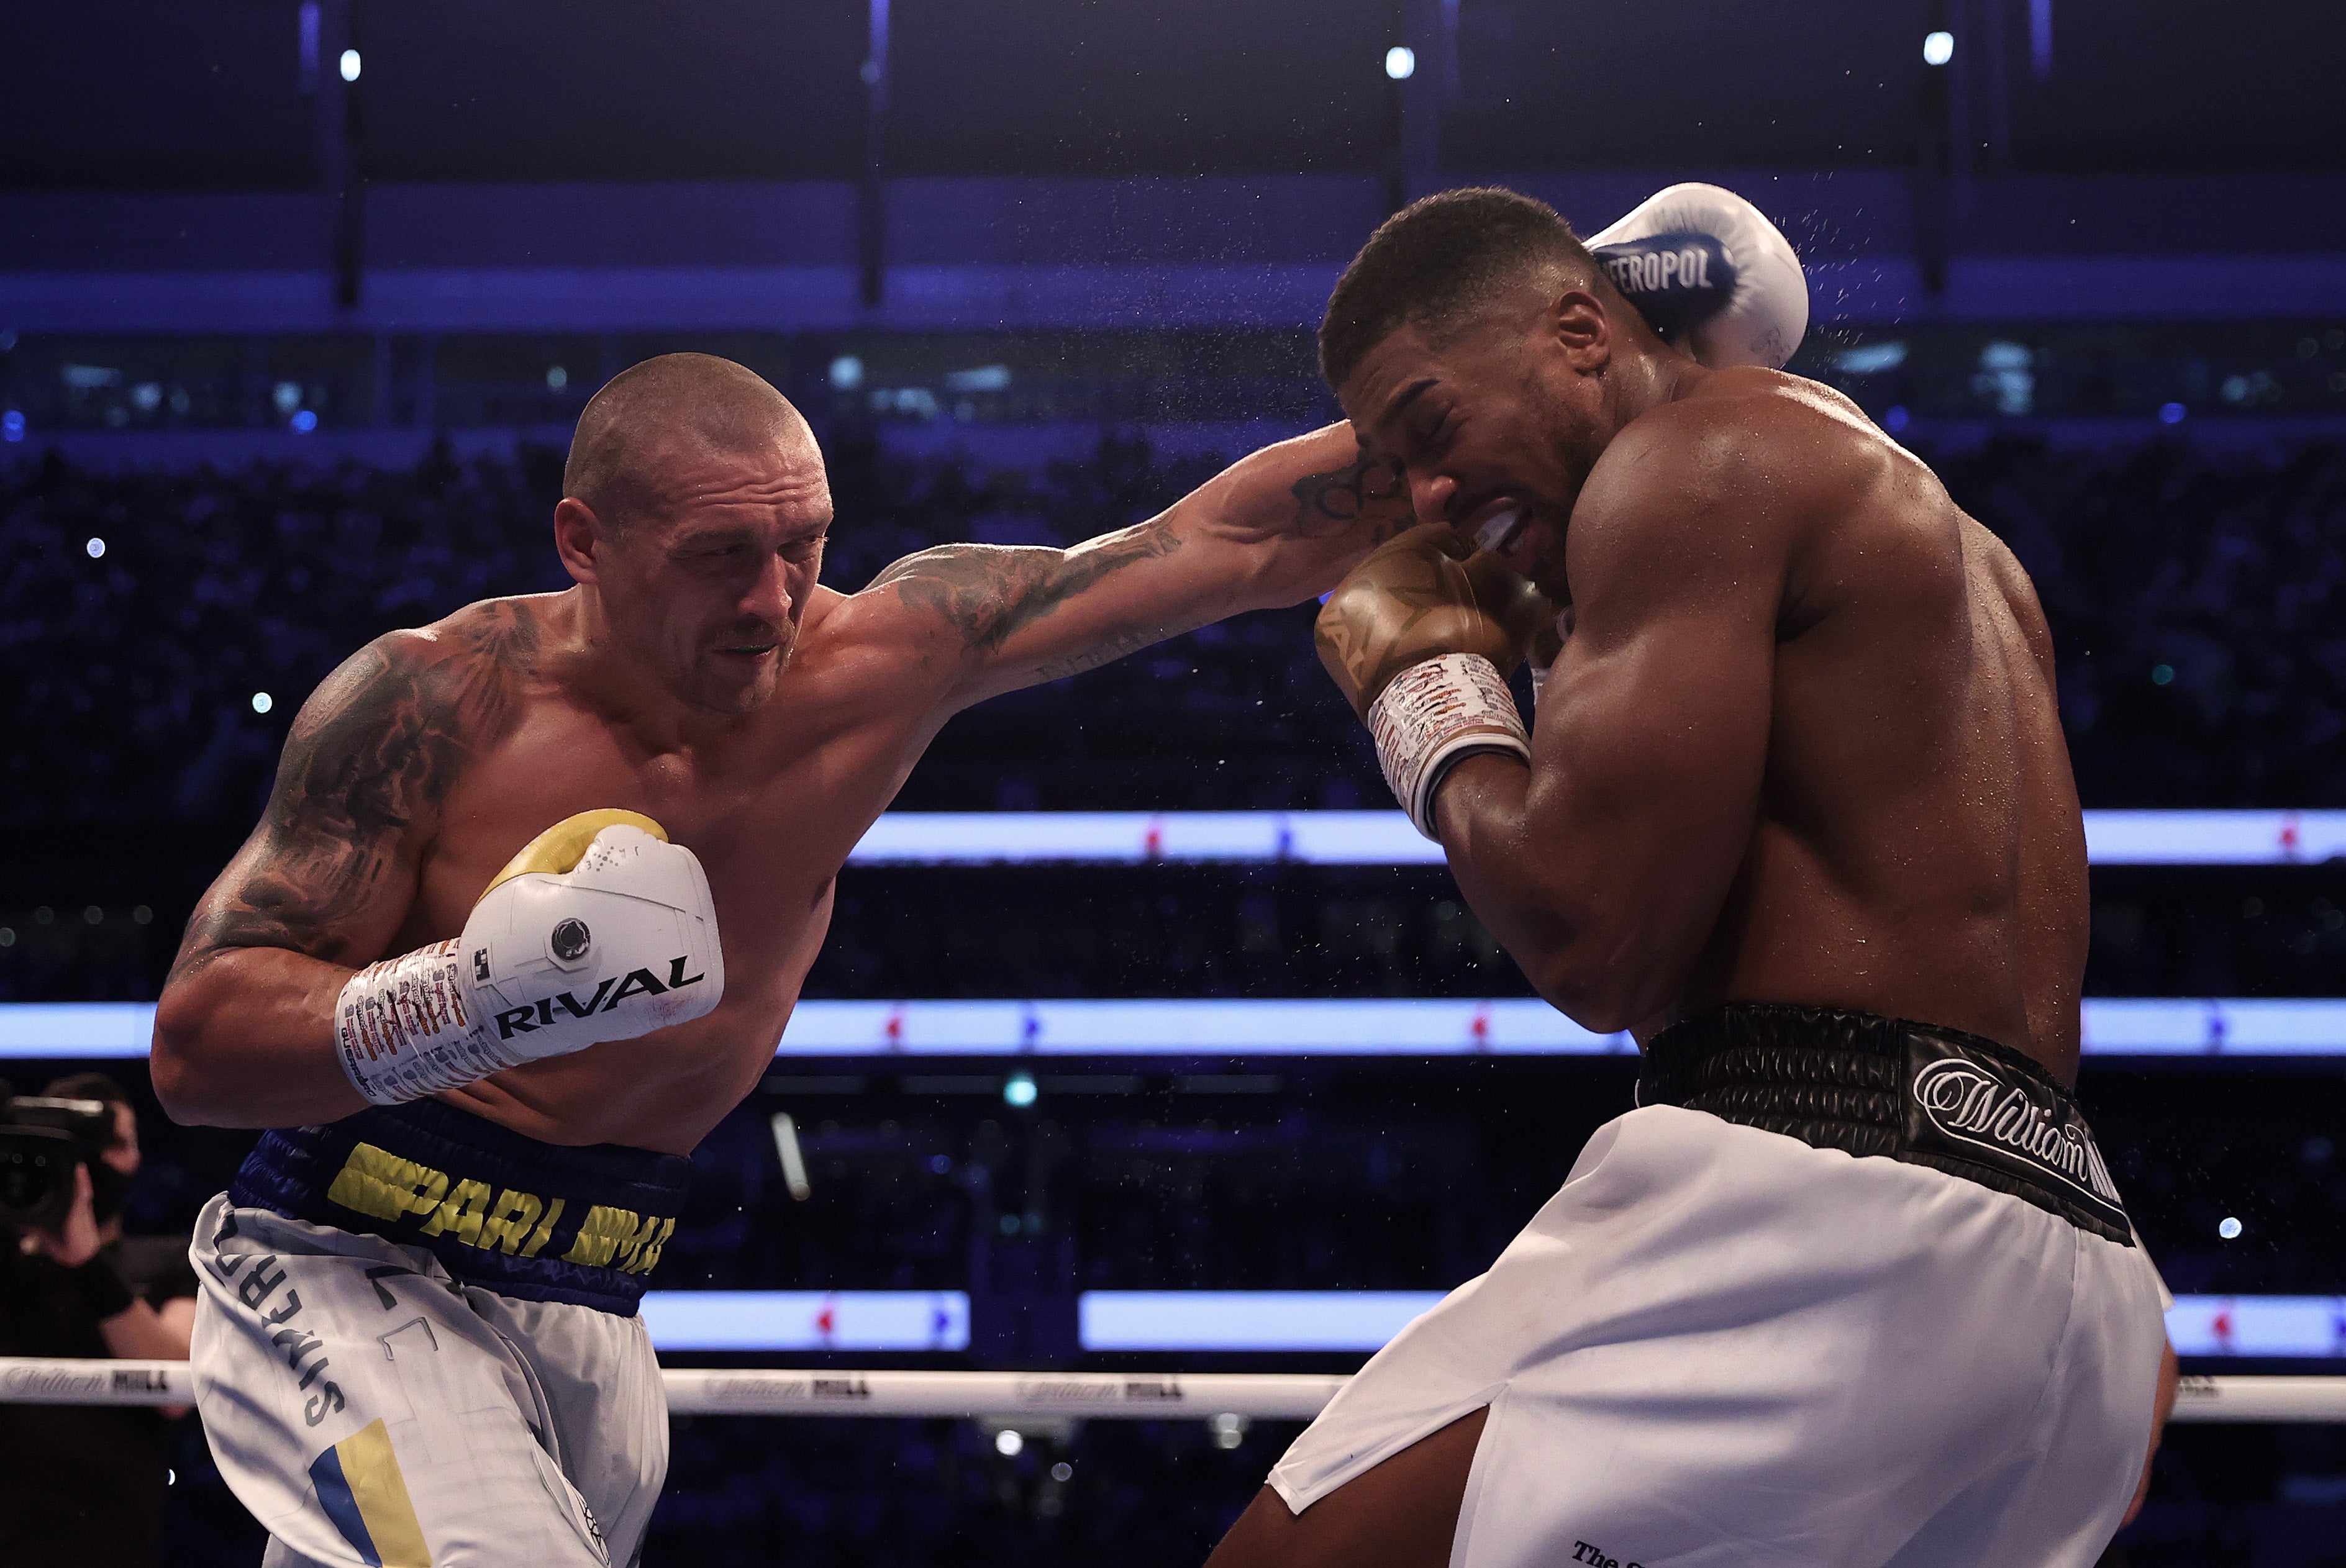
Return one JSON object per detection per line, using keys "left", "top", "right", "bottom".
{"left": 1, "top": 1150, "right": 43, "bottom": 1207}
{"left": 0, "top": 1148, "right": 60, "bottom": 1220}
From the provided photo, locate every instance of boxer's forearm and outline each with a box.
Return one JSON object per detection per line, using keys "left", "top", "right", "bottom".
{"left": 152, "top": 947, "right": 371, "bottom": 1126}
{"left": 880, "top": 426, "right": 1414, "bottom": 707}
{"left": 1433, "top": 755, "right": 1700, "bottom": 1033}
{"left": 1173, "top": 422, "right": 1417, "bottom": 606}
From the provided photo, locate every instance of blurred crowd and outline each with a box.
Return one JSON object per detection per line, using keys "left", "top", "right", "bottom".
{"left": 5, "top": 430, "right": 2345, "bottom": 826}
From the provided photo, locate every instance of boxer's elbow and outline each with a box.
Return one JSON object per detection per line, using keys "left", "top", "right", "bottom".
{"left": 1524, "top": 957, "right": 1647, "bottom": 1037}
{"left": 1516, "top": 922, "right": 1686, "bottom": 1037}
{"left": 151, "top": 976, "right": 250, "bottom": 1126}
{"left": 150, "top": 996, "right": 216, "bottom": 1125}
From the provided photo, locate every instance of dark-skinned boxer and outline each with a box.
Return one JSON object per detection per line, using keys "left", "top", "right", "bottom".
{"left": 1207, "top": 187, "right": 2173, "bottom": 1568}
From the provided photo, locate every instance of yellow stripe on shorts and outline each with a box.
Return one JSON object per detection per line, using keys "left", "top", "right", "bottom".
{"left": 336, "top": 1417, "right": 433, "bottom": 1567}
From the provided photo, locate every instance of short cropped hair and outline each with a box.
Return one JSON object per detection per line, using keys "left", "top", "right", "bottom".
{"left": 563, "top": 353, "right": 807, "bottom": 532}
{"left": 1319, "top": 188, "right": 1596, "bottom": 391}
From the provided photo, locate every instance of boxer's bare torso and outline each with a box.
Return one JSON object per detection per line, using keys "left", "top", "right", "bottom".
{"left": 1591, "top": 371, "right": 2086, "bottom": 1077}
{"left": 327, "top": 582, "right": 993, "bottom": 1154}
{"left": 1367, "top": 357, "right": 2088, "bottom": 1085}
{"left": 1667, "top": 374, "right": 2086, "bottom": 1077}
{"left": 155, "top": 409, "right": 1411, "bottom": 1153}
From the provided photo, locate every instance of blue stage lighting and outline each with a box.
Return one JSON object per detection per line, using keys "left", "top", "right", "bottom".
{"left": 1923, "top": 31, "right": 1953, "bottom": 65}
{"left": 1384, "top": 46, "right": 1416, "bottom": 80}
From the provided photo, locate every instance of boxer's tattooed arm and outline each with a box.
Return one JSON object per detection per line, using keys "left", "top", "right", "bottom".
{"left": 868, "top": 439, "right": 1407, "bottom": 695}
{"left": 169, "top": 605, "right": 537, "bottom": 979}
{"left": 1287, "top": 448, "right": 1413, "bottom": 542}
{"left": 869, "top": 516, "right": 1186, "bottom": 655}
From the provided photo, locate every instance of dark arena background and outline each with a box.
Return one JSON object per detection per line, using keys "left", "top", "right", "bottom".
{"left": 4, "top": 2, "right": 2346, "bottom": 1564}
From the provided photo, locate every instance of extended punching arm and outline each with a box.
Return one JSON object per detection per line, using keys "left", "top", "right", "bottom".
{"left": 866, "top": 424, "right": 1419, "bottom": 711}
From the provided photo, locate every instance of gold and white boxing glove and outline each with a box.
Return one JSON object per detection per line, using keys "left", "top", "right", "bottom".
{"left": 1315, "top": 526, "right": 1556, "bottom": 839}
{"left": 334, "top": 810, "right": 725, "bottom": 1105}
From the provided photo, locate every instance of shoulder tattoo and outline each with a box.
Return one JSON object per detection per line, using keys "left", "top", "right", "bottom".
{"left": 170, "top": 604, "right": 540, "bottom": 974}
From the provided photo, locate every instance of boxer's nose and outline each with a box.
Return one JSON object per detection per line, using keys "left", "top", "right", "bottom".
{"left": 1409, "top": 469, "right": 1456, "bottom": 530}
{"left": 741, "top": 550, "right": 793, "bottom": 627}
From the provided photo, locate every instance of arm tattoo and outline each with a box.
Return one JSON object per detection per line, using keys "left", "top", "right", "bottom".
{"left": 169, "top": 603, "right": 539, "bottom": 979}
{"left": 870, "top": 517, "right": 1185, "bottom": 654}
{"left": 1288, "top": 450, "right": 1412, "bottom": 542}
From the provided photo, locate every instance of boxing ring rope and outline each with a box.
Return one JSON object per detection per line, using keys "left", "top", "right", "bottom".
{"left": 2, "top": 1360, "right": 2341, "bottom": 1424}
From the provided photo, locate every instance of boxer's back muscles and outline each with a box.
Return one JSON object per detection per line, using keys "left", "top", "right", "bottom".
{"left": 1438, "top": 369, "right": 2088, "bottom": 1081}
{"left": 155, "top": 425, "right": 1411, "bottom": 1151}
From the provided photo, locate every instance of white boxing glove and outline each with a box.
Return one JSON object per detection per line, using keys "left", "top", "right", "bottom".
{"left": 334, "top": 809, "right": 725, "bottom": 1105}
{"left": 1588, "top": 183, "right": 1809, "bottom": 371}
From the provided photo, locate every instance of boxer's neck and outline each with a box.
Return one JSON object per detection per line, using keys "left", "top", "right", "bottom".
{"left": 555, "top": 588, "right": 761, "bottom": 754}
{"left": 1594, "top": 347, "right": 1705, "bottom": 448}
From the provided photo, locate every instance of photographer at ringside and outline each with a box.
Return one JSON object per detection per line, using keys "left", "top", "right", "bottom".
{"left": 1, "top": 1074, "right": 199, "bottom": 1567}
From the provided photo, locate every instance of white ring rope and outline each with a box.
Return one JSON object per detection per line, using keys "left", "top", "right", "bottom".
{"left": 0, "top": 1359, "right": 2337, "bottom": 1423}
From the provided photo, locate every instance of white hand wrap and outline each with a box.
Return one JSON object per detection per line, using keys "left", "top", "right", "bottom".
{"left": 335, "top": 941, "right": 509, "bottom": 1104}
{"left": 1367, "top": 652, "right": 1532, "bottom": 840}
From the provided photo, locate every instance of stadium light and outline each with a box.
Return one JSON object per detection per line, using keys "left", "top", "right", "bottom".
{"left": 339, "top": 48, "right": 361, "bottom": 82}
{"left": 1384, "top": 45, "right": 1416, "bottom": 80}
{"left": 1922, "top": 31, "right": 1954, "bottom": 65}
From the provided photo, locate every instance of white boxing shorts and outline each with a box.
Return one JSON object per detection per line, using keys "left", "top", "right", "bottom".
{"left": 1268, "top": 1004, "right": 2170, "bottom": 1568}
{"left": 188, "top": 1099, "right": 689, "bottom": 1567}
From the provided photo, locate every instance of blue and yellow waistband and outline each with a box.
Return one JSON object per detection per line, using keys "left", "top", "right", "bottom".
{"left": 229, "top": 1098, "right": 692, "bottom": 1315}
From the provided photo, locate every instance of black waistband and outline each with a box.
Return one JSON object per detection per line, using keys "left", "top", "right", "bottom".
{"left": 1639, "top": 1003, "right": 2133, "bottom": 1244}
{"left": 228, "top": 1098, "right": 692, "bottom": 1314}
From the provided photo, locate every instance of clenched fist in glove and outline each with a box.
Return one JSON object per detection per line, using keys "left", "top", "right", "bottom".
{"left": 334, "top": 809, "right": 725, "bottom": 1105}
{"left": 1316, "top": 525, "right": 1559, "bottom": 839}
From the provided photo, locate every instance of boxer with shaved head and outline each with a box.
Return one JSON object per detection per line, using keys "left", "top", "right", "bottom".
{"left": 154, "top": 351, "right": 1418, "bottom": 1566}
{"left": 1209, "top": 189, "right": 2176, "bottom": 1568}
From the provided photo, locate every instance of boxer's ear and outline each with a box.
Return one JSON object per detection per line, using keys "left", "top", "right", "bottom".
{"left": 1545, "top": 288, "right": 1613, "bottom": 374}
{"left": 553, "top": 496, "right": 606, "bottom": 584}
